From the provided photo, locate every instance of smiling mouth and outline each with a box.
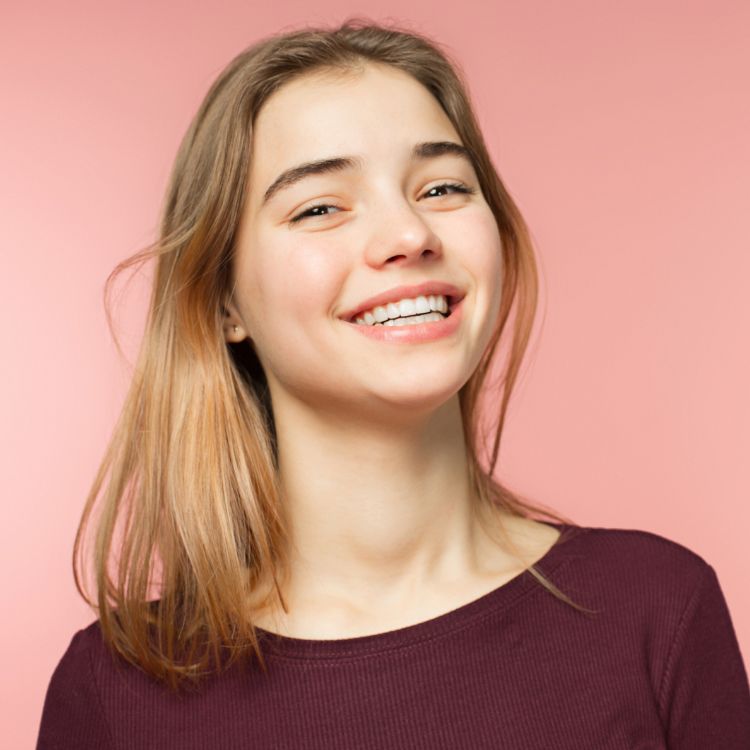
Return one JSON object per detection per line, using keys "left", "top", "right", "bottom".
{"left": 359, "top": 310, "right": 448, "bottom": 327}
{"left": 343, "top": 293, "right": 464, "bottom": 325}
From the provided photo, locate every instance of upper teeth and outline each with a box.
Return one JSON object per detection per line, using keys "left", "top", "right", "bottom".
{"left": 354, "top": 294, "right": 449, "bottom": 325}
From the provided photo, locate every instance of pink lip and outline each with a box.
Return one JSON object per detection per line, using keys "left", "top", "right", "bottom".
{"left": 343, "top": 296, "right": 465, "bottom": 344}
{"left": 339, "top": 280, "right": 465, "bottom": 322}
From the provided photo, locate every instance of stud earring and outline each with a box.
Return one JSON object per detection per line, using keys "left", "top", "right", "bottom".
{"left": 233, "top": 325, "right": 238, "bottom": 333}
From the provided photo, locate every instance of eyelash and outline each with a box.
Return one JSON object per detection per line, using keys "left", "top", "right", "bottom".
{"left": 288, "top": 182, "right": 477, "bottom": 224}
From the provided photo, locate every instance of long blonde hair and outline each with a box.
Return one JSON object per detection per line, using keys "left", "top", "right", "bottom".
{"left": 74, "top": 17, "right": 589, "bottom": 690}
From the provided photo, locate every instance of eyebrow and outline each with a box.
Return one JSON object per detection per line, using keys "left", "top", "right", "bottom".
{"left": 260, "top": 140, "right": 473, "bottom": 207}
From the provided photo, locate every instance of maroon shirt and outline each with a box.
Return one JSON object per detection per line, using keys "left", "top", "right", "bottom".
{"left": 36, "top": 522, "right": 750, "bottom": 748}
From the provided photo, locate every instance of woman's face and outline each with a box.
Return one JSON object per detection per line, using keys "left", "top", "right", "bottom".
{"left": 227, "top": 62, "right": 503, "bottom": 419}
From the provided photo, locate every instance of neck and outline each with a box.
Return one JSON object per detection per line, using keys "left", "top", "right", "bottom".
{"left": 265, "top": 394, "right": 507, "bottom": 621}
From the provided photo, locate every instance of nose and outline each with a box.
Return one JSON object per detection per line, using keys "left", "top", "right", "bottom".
{"left": 363, "top": 194, "right": 444, "bottom": 268}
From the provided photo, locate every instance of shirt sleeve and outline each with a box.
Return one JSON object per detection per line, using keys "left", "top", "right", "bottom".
{"left": 36, "top": 628, "right": 113, "bottom": 749}
{"left": 658, "top": 563, "right": 750, "bottom": 748}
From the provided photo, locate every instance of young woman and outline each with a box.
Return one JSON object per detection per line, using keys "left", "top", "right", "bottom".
{"left": 37, "top": 19, "right": 750, "bottom": 749}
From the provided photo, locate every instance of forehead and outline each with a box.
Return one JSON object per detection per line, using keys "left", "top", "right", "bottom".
{"left": 247, "top": 63, "right": 462, "bottom": 196}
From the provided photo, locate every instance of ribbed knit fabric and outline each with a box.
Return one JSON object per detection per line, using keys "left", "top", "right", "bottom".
{"left": 37, "top": 522, "right": 750, "bottom": 749}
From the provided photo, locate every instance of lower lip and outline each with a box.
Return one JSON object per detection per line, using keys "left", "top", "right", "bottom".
{"left": 343, "top": 298, "right": 464, "bottom": 343}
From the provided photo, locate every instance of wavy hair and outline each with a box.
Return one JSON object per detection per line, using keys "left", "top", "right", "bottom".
{"left": 74, "top": 17, "right": 591, "bottom": 690}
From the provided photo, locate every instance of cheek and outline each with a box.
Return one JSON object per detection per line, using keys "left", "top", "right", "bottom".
{"left": 451, "top": 207, "right": 503, "bottom": 280}
{"left": 289, "top": 249, "right": 343, "bottom": 319}
{"left": 240, "top": 232, "right": 345, "bottom": 328}
{"left": 448, "top": 207, "right": 504, "bottom": 333}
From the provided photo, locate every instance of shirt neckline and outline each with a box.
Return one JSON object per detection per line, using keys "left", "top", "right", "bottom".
{"left": 254, "top": 520, "right": 587, "bottom": 660}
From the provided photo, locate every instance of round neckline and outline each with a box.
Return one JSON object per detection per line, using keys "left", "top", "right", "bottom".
{"left": 254, "top": 520, "right": 586, "bottom": 660}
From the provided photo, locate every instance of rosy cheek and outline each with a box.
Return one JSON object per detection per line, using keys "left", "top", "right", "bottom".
{"left": 271, "top": 238, "right": 346, "bottom": 320}
{"left": 453, "top": 209, "right": 502, "bottom": 267}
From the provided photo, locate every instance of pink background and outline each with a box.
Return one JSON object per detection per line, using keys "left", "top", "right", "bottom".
{"left": 3, "top": 1, "right": 748, "bottom": 745}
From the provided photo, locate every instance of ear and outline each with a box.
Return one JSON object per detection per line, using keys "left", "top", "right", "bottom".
{"left": 222, "top": 300, "right": 249, "bottom": 343}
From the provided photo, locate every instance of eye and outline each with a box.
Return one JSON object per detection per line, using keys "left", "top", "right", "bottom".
{"left": 289, "top": 203, "right": 342, "bottom": 224}
{"left": 422, "top": 181, "right": 476, "bottom": 199}
{"left": 288, "top": 182, "right": 476, "bottom": 225}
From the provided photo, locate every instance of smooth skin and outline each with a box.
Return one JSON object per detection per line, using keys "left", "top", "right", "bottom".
{"left": 223, "top": 62, "right": 560, "bottom": 638}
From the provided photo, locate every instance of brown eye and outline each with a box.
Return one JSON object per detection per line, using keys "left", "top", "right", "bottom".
{"left": 422, "top": 182, "right": 476, "bottom": 199}
{"left": 290, "top": 203, "right": 342, "bottom": 224}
